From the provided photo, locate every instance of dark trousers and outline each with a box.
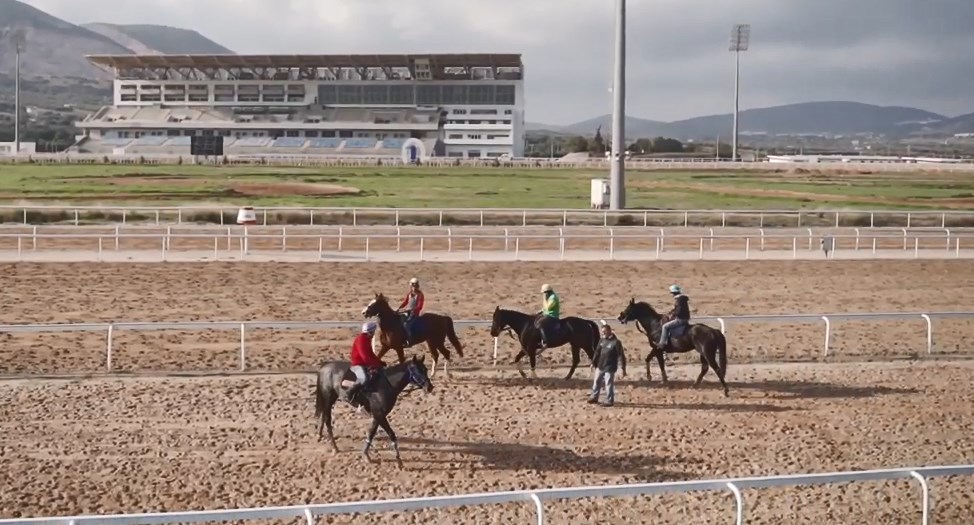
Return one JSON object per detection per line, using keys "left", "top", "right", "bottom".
{"left": 536, "top": 316, "right": 558, "bottom": 346}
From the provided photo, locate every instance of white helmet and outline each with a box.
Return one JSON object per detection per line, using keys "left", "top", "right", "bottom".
{"left": 409, "top": 277, "right": 420, "bottom": 285}
{"left": 362, "top": 321, "right": 377, "bottom": 334}
{"left": 669, "top": 284, "right": 682, "bottom": 294}
{"left": 541, "top": 284, "right": 553, "bottom": 293}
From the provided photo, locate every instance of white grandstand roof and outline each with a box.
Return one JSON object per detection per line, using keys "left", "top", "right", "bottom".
{"left": 86, "top": 54, "right": 524, "bottom": 71}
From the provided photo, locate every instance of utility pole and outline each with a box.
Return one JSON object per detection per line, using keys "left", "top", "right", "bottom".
{"left": 609, "top": 0, "right": 627, "bottom": 209}
{"left": 10, "top": 29, "right": 27, "bottom": 155}
{"left": 729, "top": 24, "right": 750, "bottom": 162}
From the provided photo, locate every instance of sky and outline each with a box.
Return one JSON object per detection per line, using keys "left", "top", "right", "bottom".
{"left": 21, "top": 0, "right": 974, "bottom": 125}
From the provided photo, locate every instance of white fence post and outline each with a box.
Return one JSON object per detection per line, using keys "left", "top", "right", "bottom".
{"left": 745, "top": 238, "right": 750, "bottom": 260}
{"left": 920, "top": 314, "right": 933, "bottom": 354}
{"left": 448, "top": 228, "right": 453, "bottom": 252}
{"left": 529, "top": 493, "right": 544, "bottom": 525}
{"left": 283, "top": 227, "right": 288, "bottom": 252}
{"left": 239, "top": 323, "right": 246, "bottom": 372}
{"left": 493, "top": 337, "right": 499, "bottom": 366}
{"left": 420, "top": 237, "right": 425, "bottom": 261}
{"left": 726, "top": 482, "right": 744, "bottom": 525}
{"left": 759, "top": 229, "right": 765, "bottom": 251}
{"left": 909, "top": 470, "right": 930, "bottom": 525}
{"left": 105, "top": 324, "right": 114, "bottom": 372}
{"left": 365, "top": 238, "right": 370, "bottom": 262}
{"left": 822, "top": 316, "right": 832, "bottom": 357}
{"left": 717, "top": 318, "right": 726, "bottom": 334}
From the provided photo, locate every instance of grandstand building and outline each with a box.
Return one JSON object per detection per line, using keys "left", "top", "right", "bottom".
{"left": 73, "top": 54, "right": 525, "bottom": 160}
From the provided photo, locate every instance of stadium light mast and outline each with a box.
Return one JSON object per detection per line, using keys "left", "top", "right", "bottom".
{"left": 729, "top": 23, "right": 750, "bottom": 162}
{"left": 609, "top": 0, "right": 627, "bottom": 209}
{"left": 10, "top": 28, "right": 27, "bottom": 155}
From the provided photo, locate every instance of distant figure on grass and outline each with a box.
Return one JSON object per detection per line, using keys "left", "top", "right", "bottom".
{"left": 362, "top": 292, "right": 464, "bottom": 379}
{"left": 821, "top": 235, "right": 834, "bottom": 258}
{"left": 589, "top": 320, "right": 627, "bottom": 407}
{"left": 617, "top": 296, "right": 730, "bottom": 397}
{"left": 489, "top": 306, "right": 599, "bottom": 379}
{"left": 314, "top": 354, "right": 433, "bottom": 468}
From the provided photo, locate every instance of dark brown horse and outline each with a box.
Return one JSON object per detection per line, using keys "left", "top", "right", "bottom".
{"left": 362, "top": 293, "right": 464, "bottom": 378}
{"left": 489, "top": 306, "right": 599, "bottom": 379}
{"left": 617, "top": 298, "right": 730, "bottom": 396}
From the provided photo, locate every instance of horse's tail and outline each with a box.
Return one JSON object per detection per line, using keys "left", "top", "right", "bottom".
{"left": 313, "top": 373, "right": 326, "bottom": 419}
{"left": 445, "top": 317, "right": 464, "bottom": 357}
{"left": 588, "top": 320, "right": 599, "bottom": 360}
{"left": 716, "top": 329, "right": 728, "bottom": 377}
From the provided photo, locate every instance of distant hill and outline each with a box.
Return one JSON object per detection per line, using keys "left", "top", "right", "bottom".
{"left": 906, "top": 112, "right": 974, "bottom": 136}
{"left": 83, "top": 23, "right": 234, "bottom": 55}
{"left": 0, "top": 0, "right": 233, "bottom": 109}
{"left": 535, "top": 101, "right": 955, "bottom": 140}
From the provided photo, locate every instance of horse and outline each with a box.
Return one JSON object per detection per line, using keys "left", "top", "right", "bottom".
{"left": 489, "top": 306, "right": 599, "bottom": 379}
{"left": 362, "top": 293, "right": 464, "bottom": 379}
{"left": 617, "top": 298, "right": 730, "bottom": 397}
{"left": 313, "top": 355, "right": 434, "bottom": 468}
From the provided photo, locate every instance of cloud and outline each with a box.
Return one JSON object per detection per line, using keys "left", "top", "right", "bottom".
{"left": 19, "top": 0, "right": 974, "bottom": 124}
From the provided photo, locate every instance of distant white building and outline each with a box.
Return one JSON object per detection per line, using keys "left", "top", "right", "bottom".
{"left": 0, "top": 142, "right": 37, "bottom": 155}
{"left": 74, "top": 53, "right": 526, "bottom": 160}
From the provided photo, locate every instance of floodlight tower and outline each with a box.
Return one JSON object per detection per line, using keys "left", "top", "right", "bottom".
{"left": 10, "top": 28, "right": 27, "bottom": 155}
{"left": 729, "top": 23, "right": 750, "bottom": 162}
{"left": 609, "top": 0, "right": 626, "bottom": 209}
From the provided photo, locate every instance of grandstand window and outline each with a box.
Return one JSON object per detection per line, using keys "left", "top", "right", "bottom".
{"left": 121, "top": 94, "right": 137, "bottom": 102}
{"left": 442, "top": 85, "right": 466, "bottom": 105}
{"left": 338, "top": 130, "right": 353, "bottom": 138}
{"left": 363, "top": 85, "right": 390, "bottom": 104}
{"left": 504, "top": 109, "right": 513, "bottom": 115}
{"left": 468, "top": 134, "right": 483, "bottom": 140}
{"left": 471, "top": 109, "right": 497, "bottom": 115}
{"left": 338, "top": 85, "right": 363, "bottom": 104}
{"left": 305, "top": 130, "right": 320, "bottom": 137}
{"left": 448, "top": 152, "right": 464, "bottom": 157}
{"left": 389, "top": 85, "right": 414, "bottom": 105}
{"left": 183, "top": 130, "right": 196, "bottom": 136}
{"left": 140, "top": 94, "right": 161, "bottom": 102}
{"left": 317, "top": 85, "right": 338, "bottom": 104}
{"left": 202, "top": 130, "right": 214, "bottom": 136}
{"left": 468, "top": 85, "right": 494, "bottom": 105}
{"left": 417, "top": 85, "right": 441, "bottom": 105}
{"left": 449, "top": 134, "right": 463, "bottom": 140}
{"left": 495, "top": 85, "right": 516, "bottom": 105}
{"left": 167, "top": 130, "right": 181, "bottom": 137}
{"left": 286, "top": 130, "right": 300, "bottom": 137}
{"left": 220, "top": 130, "right": 231, "bottom": 136}
{"left": 452, "top": 109, "right": 467, "bottom": 115}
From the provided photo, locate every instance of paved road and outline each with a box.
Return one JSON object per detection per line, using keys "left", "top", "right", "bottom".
{"left": 0, "top": 248, "right": 971, "bottom": 263}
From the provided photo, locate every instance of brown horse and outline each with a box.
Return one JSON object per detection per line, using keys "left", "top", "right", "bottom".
{"left": 617, "top": 298, "right": 730, "bottom": 396}
{"left": 362, "top": 293, "right": 464, "bottom": 378}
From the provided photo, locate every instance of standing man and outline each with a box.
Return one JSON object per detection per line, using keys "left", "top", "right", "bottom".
{"left": 589, "top": 320, "right": 626, "bottom": 407}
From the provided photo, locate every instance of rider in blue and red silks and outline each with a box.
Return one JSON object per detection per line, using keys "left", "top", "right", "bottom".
{"left": 398, "top": 277, "right": 425, "bottom": 346}
{"left": 344, "top": 321, "right": 385, "bottom": 403}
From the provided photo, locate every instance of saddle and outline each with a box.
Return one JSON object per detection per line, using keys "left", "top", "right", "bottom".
{"left": 340, "top": 367, "right": 382, "bottom": 391}
{"left": 661, "top": 317, "right": 690, "bottom": 347}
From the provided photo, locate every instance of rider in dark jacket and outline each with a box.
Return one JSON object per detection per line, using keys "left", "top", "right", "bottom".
{"left": 658, "top": 284, "right": 690, "bottom": 350}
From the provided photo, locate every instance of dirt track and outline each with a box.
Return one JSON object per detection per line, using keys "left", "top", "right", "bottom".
{"left": 2, "top": 259, "right": 974, "bottom": 523}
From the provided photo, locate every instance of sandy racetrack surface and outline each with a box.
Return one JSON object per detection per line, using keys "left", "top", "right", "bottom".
{"left": 2, "top": 260, "right": 974, "bottom": 523}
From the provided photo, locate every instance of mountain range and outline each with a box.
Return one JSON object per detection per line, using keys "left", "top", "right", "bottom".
{"left": 527, "top": 101, "right": 973, "bottom": 140}
{"left": 1, "top": 0, "right": 971, "bottom": 139}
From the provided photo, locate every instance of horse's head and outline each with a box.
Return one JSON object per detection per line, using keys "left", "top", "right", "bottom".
{"left": 618, "top": 298, "right": 639, "bottom": 324}
{"left": 362, "top": 293, "right": 391, "bottom": 319}
{"left": 489, "top": 306, "right": 504, "bottom": 337}
{"left": 406, "top": 355, "right": 434, "bottom": 394}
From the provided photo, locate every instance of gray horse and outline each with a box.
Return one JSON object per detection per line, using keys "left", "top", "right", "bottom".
{"left": 313, "top": 355, "right": 433, "bottom": 468}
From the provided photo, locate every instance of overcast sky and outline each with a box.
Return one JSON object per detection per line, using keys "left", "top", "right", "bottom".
{"left": 22, "top": 0, "right": 974, "bottom": 124}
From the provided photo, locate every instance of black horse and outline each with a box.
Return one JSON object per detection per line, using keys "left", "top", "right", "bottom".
{"left": 313, "top": 355, "right": 433, "bottom": 468}
{"left": 489, "top": 306, "right": 599, "bottom": 379}
{"left": 617, "top": 298, "right": 730, "bottom": 397}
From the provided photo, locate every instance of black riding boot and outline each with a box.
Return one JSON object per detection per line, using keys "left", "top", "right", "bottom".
{"left": 345, "top": 383, "right": 362, "bottom": 404}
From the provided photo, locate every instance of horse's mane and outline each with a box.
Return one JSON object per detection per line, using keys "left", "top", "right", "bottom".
{"left": 632, "top": 300, "right": 661, "bottom": 316}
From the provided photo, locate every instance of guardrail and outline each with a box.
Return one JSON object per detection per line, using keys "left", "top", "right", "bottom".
{"left": 1, "top": 312, "right": 971, "bottom": 373}
{"left": 0, "top": 231, "right": 970, "bottom": 262}
{"left": 3, "top": 204, "right": 974, "bottom": 228}
{"left": 2, "top": 464, "right": 970, "bottom": 525}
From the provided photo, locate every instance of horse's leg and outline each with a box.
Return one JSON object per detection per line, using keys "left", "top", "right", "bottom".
{"left": 395, "top": 346, "right": 406, "bottom": 364}
{"left": 375, "top": 414, "right": 404, "bottom": 470}
{"left": 362, "top": 417, "right": 381, "bottom": 464}
{"left": 707, "top": 340, "right": 731, "bottom": 397}
{"left": 693, "top": 352, "right": 708, "bottom": 388}
{"left": 565, "top": 343, "right": 581, "bottom": 380}
{"left": 528, "top": 348, "right": 538, "bottom": 379}
{"left": 513, "top": 348, "right": 528, "bottom": 379}
{"left": 427, "top": 342, "right": 440, "bottom": 378}
{"left": 320, "top": 390, "right": 340, "bottom": 454}
{"left": 655, "top": 348, "right": 669, "bottom": 384}
{"left": 644, "top": 346, "right": 657, "bottom": 381}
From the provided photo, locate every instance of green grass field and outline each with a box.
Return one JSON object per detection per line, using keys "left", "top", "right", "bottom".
{"left": 1, "top": 164, "right": 973, "bottom": 210}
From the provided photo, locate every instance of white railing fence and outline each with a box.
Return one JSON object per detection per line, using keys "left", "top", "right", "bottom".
{"left": 1, "top": 312, "right": 971, "bottom": 373}
{"left": 0, "top": 232, "right": 971, "bottom": 262}
{"left": 3, "top": 204, "right": 974, "bottom": 229}
{"left": 1, "top": 464, "right": 970, "bottom": 525}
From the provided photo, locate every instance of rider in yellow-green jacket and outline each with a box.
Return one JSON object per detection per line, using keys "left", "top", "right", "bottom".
{"left": 535, "top": 284, "right": 560, "bottom": 349}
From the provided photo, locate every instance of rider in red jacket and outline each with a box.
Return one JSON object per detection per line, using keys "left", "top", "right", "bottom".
{"left": 345, "top": 321, "right": 384, "bottom": 402}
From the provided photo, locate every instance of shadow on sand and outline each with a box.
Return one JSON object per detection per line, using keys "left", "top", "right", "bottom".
{"left": 397, "top": 436, "right": 699, "bottom": 481}
{"left": 457, "top": 375, "right": 918, "bottom": 400}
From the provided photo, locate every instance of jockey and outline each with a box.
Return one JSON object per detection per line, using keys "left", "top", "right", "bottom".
{"left": 398, "top": 277, "right": 425, "bottom": 345}
{"left": 535, "top": 283, "right": 560, "bottom": 349}
{"left": 658, "top": 284, "right": 691, "bottom": 350}
{"left": 345, "top": 321, "right": 384, "bottom": 403}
